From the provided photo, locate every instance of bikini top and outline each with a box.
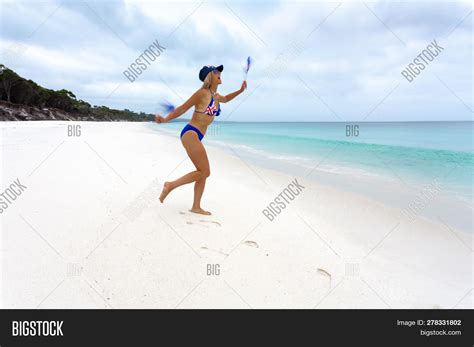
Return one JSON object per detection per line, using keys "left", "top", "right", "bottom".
{"left": 195, "top": 89, "right": 221, "bottom": 117}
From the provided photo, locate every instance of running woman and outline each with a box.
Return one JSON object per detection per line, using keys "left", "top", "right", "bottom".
{"left": 155, "top": 65, "right": 247, "bottom": 215}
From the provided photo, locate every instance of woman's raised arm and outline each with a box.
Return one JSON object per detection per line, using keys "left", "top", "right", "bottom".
{"left": 218, "top": 81, "right": 247, "bottom": 103}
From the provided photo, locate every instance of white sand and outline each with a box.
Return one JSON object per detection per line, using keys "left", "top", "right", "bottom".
{"left": 1, "top": 121, "right": 472, "bottom": 309}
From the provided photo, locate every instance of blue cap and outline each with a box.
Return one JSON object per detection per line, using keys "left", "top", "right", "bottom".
{"left": 199, "top": 65, "right": 223, "bottom": 81}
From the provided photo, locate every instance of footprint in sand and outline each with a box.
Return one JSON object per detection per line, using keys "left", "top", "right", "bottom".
{"left": 243, "top": 240, "right": 259, "bottom": 248}
{"left": 186, "top": 221, "right": 209, "bottom": 228}
{"left": 199, "top": 220, "right": 221, "bottom": 226}
{"left": 200, "top": 246, "right": 229, "bottom": 256}
{"left": 184, "top": 218, "right": 221, "bottom": 228}
{"left": 317, "top": 268, "right": 332, "bottom": 282}
{"left": 180, "top": 211, "right": 221, "bottom": 226}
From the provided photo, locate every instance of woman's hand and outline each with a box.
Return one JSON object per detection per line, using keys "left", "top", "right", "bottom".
{"left": 240, "top": 80, "right": 247, "bottom": 92}
{"left": 155, "top": 114, "right": 166, "bottom": 123}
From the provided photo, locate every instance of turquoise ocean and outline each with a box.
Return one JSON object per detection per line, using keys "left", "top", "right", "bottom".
{"left": 155, "top": 121, "right": 473, "bottom": 200}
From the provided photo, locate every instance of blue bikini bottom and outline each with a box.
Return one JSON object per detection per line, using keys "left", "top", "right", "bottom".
{"left": 180, "top": 123, "right": 204, "bottom": 141}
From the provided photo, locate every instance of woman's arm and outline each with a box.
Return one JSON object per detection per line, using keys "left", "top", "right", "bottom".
{"left": 218, "top": 81, "right": 247, "bottom": 103}
{"left": 155, "top": 90, "right": 205, "bottom": 123}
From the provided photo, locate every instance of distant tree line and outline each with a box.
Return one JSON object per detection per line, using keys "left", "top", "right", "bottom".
{"left": 0, "top": 64, "right": 155, "bottom": 121}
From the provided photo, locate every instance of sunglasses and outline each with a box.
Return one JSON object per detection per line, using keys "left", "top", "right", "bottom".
{"left": 212, "top": 70, "right": 221, "bottom": 76}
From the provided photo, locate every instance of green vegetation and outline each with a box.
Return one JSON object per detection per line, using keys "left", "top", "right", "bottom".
{"left": 0, "top": 65, "right": 154, "bottom": 121}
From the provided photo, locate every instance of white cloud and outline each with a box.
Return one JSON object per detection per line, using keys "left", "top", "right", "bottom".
{"left": 1, "top": 0, "right": 472, "bottom": 121}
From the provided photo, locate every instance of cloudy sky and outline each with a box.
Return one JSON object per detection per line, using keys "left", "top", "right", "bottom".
{"left": 1, "top": 0, "right": 472, "bottom": 121}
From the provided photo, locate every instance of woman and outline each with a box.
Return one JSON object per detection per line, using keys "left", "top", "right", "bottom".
{"left": 155, "top": 64, "right": 247, "bottom": 215}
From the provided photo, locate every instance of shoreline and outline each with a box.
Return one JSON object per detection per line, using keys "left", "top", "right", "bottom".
{"left": 153, "top": 123, "right": 473, "bottom": 235}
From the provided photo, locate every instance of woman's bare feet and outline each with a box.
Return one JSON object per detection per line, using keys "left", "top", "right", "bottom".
{"left": 159, "top": 182, "right": 172, "bottom": 203}
{"left": 189, "top": 207, "right": 211, "bottom": 215}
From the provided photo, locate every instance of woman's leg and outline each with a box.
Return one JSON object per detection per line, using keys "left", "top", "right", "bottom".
{"left": 159, "top": 131, "right": 211, "bottom": 213}
{"left": 185, "top": 135, "right": 211, "bottom": 214}
{"left": 192, "top": 177, "right": 208, "bottom": 213}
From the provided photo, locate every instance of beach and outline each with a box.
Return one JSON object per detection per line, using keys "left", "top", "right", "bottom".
{"left": 1, "top": 121, "right": 472, "bottom": 309}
